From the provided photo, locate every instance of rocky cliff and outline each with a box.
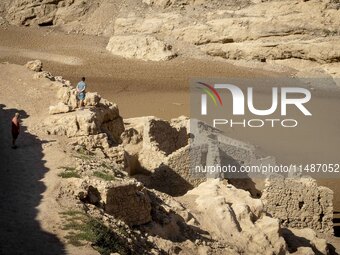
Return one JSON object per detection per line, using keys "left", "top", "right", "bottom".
{"left": 1, "top": 0, "right": 339, "bottom": 83}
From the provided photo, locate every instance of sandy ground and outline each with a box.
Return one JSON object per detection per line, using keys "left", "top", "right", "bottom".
{"left": 0, "top": 25, "right": 340, "bottom": 252}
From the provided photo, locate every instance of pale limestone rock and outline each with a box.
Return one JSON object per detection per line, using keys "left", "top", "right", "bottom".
{"left": 33, "top": 71, "right": 54, "bottom": 80}
{"left": 6, "top": 0, "right": 90, "bottom": 26}
{"left": 121, "top": 127, "right": 142, "bottom": 145}
{"left": 57, "top": 86, "right": 72, "bottom": 104}
{"left": 292, "top": 247, "right": 315, "bottom": 255}
{"left": 111, "top": 0, "right": 340, "bottom": 82}
{"left": 25, "top": 60, "right": 42, "bottom": 72}
{"left": 57, "top": 87, "right": 101, "bottom": 109}
{"left": 57, "top": 87, "right": 78, "bottom": 109}
{"left": 44, "top": 104, "right": 124, "bottom": 143}
{"left": 48, "top": 102, "right": 71, "bottom": 115}
{"left": 44, "top": 110, "right": 97, "bottom": 137}
{"left": 184, "top": 179, "right": 287, "bottom": 254}
{"left": 200, "top": 39, "right": 340, "bottom": 64}
{"left": 84, "top": 92, "right": 101, "bottom": 106}
{"left": 106, "top": 35, "right": 177, "bottom": 61}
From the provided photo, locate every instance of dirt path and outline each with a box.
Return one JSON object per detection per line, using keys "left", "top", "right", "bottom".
{"left": 0, "top": 64, "right": 65, "bottom": 254}
{"left": 0, "top": 63, "right": 97, "bottom": 255}
{"left": 0, "top": 105, "right": 66, "bottom": 255}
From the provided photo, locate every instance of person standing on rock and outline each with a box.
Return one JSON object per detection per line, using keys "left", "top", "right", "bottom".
{"left": 11, "top": 112, "right": 20, "bottom": 149}
{"left": 76, "top": 77, "right": 86, "bottom": 109}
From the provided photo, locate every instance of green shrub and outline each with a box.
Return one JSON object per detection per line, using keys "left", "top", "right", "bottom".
{"left": 93, "top": 171, "right": 115, "bottom": 181}
{"left": 58, "top": 167, "right": 80, "bottom": 178}
{"left": 60, "top": 211, "right": 129, "bottom": 255}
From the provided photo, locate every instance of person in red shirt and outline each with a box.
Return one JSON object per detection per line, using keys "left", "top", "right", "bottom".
{"left": 11, "top": 112, "right": 20, "bottom": 149}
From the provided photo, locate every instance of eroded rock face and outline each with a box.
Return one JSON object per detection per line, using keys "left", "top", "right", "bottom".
{"left": 6, "top": 0, "right": 92, "bottom": 26}
{"left": 84, "top": 92, "right": 100, "bottom": 106}
{"left": 106, "top": 35, "right": 177, "bottom": 61}
{"left": 114, "top": 0, "right": 339, "bottom": 80}
{"left": 262, "top": 175, "right": 334, "bottom": 235}
{"left": 45, "top": 84, "right": 124, "bottom": 144}
{"left": 44, "top": 106, "right": 124, "bottom": 143}
{"left": 70, "top": 133, "right": 112, "bottom": 152}
{"left": 200, "top": 39, "right": 340, "bottom": 64}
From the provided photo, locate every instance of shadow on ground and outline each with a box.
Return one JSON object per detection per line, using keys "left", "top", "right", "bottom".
{"left": 0, "top": 104, "right": 66, "bottom": 255}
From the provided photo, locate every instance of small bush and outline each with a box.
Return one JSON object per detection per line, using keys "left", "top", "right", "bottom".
{"left": 60, "top": 211, "right": 129, "bottom": 255}
{"left": 100, "top": 162, "right": 111, "bottom": 169}
{"left": 75, "top": 147, "right": 95, "bottom": 160}
{"left": 93, "top": 171, "right": 114, "bottom": 181}
{"left": 58, "top": 167, "right": 80, "bottom": 178}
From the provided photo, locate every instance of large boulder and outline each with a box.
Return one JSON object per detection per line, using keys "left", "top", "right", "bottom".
{"left": 183, "top": 179, "right": 287, "bottom": 254}
{"left": 48, "top": 102, "right": 71, "bottom": 115}
{"left": 84, "top": 92, "right": 101, "bottom": 106}
{"left": 57, "top": 86, "right": 77, "bottom": 109}
{"left": 44, "top": 102, "right": 124, "bottom": 144}
{"left": 106, "top": 35, "right": 177, "bottom": 61}
{"left": 57, "top": 87, "right": 101, "bottom": 109}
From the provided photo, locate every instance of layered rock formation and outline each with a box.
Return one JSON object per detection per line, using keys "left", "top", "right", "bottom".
{"left": 5, "top": 0, "right": 94, "bottom": 27}
{"left": 44, "top": 89, "right": 124, "bottom": 143}
{"left": 3, "top": 0, "right": 339, "bottom": 80}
